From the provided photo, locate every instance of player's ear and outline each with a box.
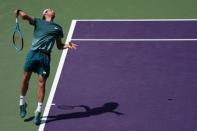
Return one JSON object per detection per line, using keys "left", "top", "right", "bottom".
{"left": 51, "top": 13, "right": 55, "bottom": 20}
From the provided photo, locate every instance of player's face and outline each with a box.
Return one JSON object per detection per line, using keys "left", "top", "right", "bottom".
{"left": 43, "top": 8, "right": 55, "bottom": 19}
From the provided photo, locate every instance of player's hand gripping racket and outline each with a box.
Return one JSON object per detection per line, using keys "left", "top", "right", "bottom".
{"left": 12, "top": 10, "right": 24, "bottom": 52}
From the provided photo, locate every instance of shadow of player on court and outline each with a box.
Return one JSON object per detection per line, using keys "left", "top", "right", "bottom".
{"left": 44, "top": 102, "right": 124, "bottom": 123}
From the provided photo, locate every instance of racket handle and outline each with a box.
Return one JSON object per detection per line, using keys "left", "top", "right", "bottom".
{"left": 15, "top": 9, "right": 21, "bottom": 19}
{"left": 16, "top": 18, "right": 18, "bottom": 23}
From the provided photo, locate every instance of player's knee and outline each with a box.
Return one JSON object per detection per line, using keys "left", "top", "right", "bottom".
{"left": 38, "top": 80, "right": 45, "bottom": 87}
{"left": 23, "top": 72, "right": 32, "bottom": 82}
{"left": 38, "top": 76, "right": 46, "bottom": 88}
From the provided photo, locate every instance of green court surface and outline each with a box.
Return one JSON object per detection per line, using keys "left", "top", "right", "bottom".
{"left": 0, "top": 0, "right": 197, "bottom": 131}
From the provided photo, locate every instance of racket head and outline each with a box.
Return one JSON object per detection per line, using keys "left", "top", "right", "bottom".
{"left": 12, "top": 30, "right": 24, "bottom": 51}
{"left": 12, "top": 19, "right": 24, "bottom": 52}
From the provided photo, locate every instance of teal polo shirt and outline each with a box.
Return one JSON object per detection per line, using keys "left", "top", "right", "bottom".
{"left": 31, "top": 18, "right": 64, "bottom": 53}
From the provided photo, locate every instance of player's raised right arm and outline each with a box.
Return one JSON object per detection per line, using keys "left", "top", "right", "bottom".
{"left": 14, "top": 9, "right": 35, "bottom": 25}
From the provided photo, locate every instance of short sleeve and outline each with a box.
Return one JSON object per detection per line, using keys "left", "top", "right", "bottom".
{"left": 31, "top": 18, "right": 38, "bottom": 26}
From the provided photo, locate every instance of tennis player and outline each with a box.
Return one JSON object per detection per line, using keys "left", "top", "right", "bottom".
{"left": 14, "top": 8, "right": 77, "bottom": 125}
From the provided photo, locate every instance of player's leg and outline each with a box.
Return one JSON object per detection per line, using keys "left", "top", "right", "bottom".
{"left": 37, "top": 75, "right": 47, "bottom": 103}
{"left": 20, "top": 50, "right": 35, "bottom": 110}
{"left": 21, "top": 71, "right": 32, "bottom": 96}
{"left": 19, "top": 71, "right": 32, "bottom": 118}
{"left": 33, "top": 75, "right": 47, "bottom": 125}
{"left": 33, "top": 52, "right": 50, "bottom": 125}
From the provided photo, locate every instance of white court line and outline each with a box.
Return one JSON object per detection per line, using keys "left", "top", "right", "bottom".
{"left": 38, "top": 20, "right": 77, "bottom": 131}
{"left": 75, "top": 19, "right": 197, "bottom": 21}
{"left": 72, "top": 38, "right": 197, "bottom": 42}
{"left": 51, "top": 103, "right": 56, "bottom": 106}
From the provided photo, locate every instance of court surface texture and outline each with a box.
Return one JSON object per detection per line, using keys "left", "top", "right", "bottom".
{"left": 39, "top": 20, "right": 197, "bottom": 131}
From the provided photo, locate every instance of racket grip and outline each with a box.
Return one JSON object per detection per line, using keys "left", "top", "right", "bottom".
{"left": 16, "top": 9, "right": 22, "bottom": 18}
{"left": 16, "top": 9, "right": 21, "bottom": 15}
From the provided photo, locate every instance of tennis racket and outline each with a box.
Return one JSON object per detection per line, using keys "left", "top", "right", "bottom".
{"left": 12, "top": 14, "right": 24, "bottom": 52}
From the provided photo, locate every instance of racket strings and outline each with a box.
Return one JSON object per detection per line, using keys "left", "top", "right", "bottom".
{"left": 13, "top": 31, "right": 23, "bottom": 50}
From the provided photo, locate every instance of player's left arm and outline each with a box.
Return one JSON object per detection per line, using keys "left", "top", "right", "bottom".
{"left": 56, "top": 37, "right": 77, "bottom": 50}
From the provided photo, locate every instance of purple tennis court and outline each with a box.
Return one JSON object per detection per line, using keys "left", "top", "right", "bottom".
{"left": 40, "top": 20, "right": 197, "bottom": 131}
